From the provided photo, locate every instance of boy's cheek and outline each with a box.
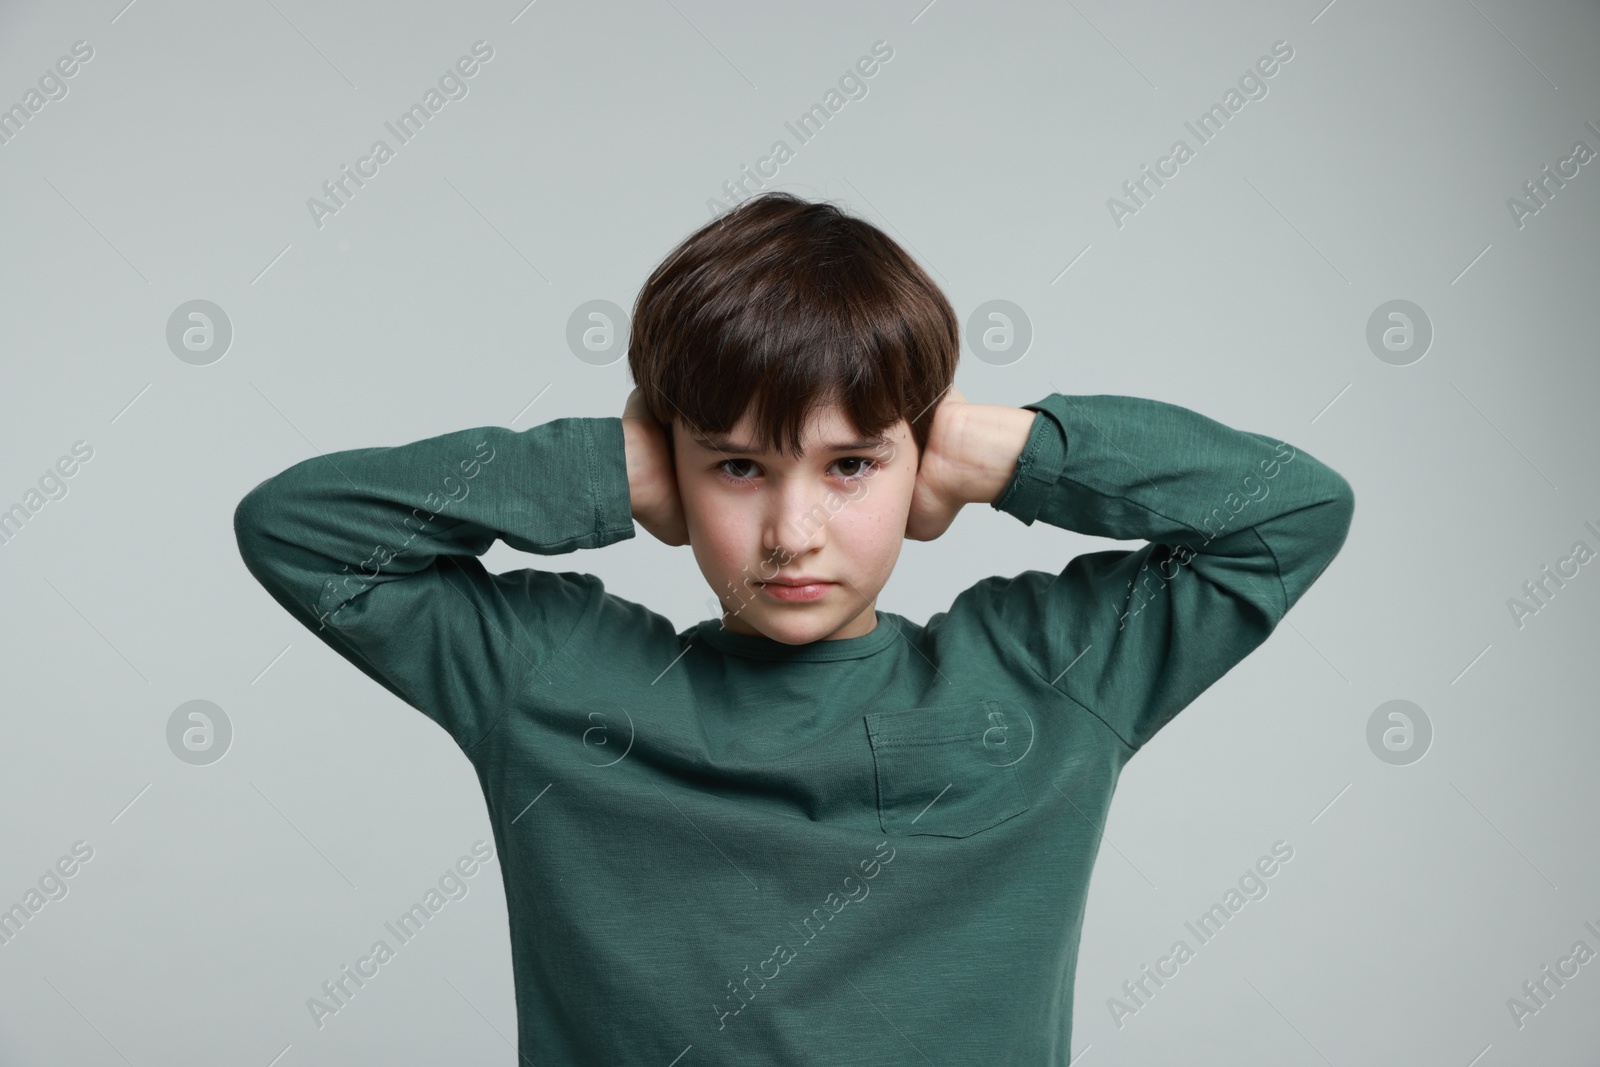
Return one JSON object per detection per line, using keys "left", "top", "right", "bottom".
{"left": 849, "top": 475, "right": 918, "bottom": 534}
{"left": 688, "top": 524, "right": 751, "bottom": 586}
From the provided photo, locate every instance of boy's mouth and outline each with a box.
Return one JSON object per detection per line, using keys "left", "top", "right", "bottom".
{"left": 757, "top": 579, "right": 835, "bottom": 602}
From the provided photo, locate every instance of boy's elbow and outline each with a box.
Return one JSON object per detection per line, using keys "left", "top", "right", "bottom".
{"left": 1292, "top": 470, "right": 1356, "bottom": 591}
{"left": 1326, "top": 472, "right": 1356, "bottom": 545}
{"left": 232, "top": 481, "right": 283, "bottom": 565}
{"left": 233, "top": 485, "right": 262, "bottom": 540}
{"left": 1271, "top": 471, "right": 1355, "bottom": 610}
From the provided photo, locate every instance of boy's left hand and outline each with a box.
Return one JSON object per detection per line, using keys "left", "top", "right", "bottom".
{"left": 905, "top": 385, "right": 970, "bottom": 542}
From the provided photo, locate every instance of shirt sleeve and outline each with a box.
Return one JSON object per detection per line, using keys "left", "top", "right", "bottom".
{"left": 977, "top": 393, "right": 1355, "bottom": 753}
{"left": 232, "top": 415, "right": 636, "bottom": 753}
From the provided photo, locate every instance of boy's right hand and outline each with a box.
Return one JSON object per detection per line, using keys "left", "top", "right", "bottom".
{"left": 622, "top": 387, "right": 690, "bottom": 547}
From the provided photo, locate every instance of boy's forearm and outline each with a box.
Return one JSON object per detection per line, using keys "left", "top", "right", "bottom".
{"left": 951, "top": 403, "right": 1041, "bottom": 506}
{"left": 235, "top": 418, "right": 635, "bottom": 626}
{"left": 989, "top": 393, "right": 1355, "bottom": 620}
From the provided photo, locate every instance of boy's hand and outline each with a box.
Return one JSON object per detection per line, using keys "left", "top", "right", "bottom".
{"left": 622, "top": 387, "right": 690, "bottom": 547}
{"left": 905, "top": 386, "right": 1040, "bottom": 542}
{"left": 905, "top": 385, "right": 971, "bottom": 542}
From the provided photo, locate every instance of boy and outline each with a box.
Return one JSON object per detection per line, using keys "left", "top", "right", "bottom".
{"left": 233, "top": 191, "right": 1354, "bottom": 1064}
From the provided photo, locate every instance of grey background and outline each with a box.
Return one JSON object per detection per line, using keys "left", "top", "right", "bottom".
{"left": 2, "top": 0, "right": 1597, "bottom": 1063}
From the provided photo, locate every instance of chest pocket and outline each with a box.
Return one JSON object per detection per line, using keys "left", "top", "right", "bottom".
{"left": 864, "top": 699, "right": 1029, "bottom": 838}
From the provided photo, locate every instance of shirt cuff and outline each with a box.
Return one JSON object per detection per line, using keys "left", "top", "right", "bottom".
{"left": 990, "top": 397, "right": 1069, "bottom": 525}
{"left": 585, "top": 416, "right": 641, "bottom": 545}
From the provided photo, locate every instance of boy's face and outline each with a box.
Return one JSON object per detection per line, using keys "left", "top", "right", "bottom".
{"left": 672, "top": 401, "right": 919, "bottom": 644}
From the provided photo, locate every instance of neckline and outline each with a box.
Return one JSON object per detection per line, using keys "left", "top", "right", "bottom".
{"left": 693, "top": 610, "right": 902, "bottom": 662}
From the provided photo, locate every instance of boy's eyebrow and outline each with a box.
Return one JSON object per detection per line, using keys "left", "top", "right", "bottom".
{"left": 690, "top": 434, "right": 891, "bottom": 454}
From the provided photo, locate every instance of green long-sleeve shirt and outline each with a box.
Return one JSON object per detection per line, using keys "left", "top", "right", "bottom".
{"left": 232, "top": 393, "right": 1354, "bottom": 1064}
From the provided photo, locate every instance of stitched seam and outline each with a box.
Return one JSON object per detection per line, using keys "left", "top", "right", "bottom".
{"left": 994, "top": 409, "right": 1058, "bottom": 514}
{"left": 1249, "top": 525, "right": 1290, "bottom": 617}
{"left": 1005, "top": 481, "right": 1333, "bottom": 753}
{"left": 584, "top": 418, "right": 603, "bottom": 539}
{"left": 1013, "top": 647, "right": 1139, "bottom": 755}
{"left": 1044, "top": 473, "right": 1317, "bottom": 615}
{"left": 874, "top": 736, "right": 978, "bottom": 746}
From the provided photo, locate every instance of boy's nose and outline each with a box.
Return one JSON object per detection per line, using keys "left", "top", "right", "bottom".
{"left": 764, "top": 485, "right": 830, "bottom": 558}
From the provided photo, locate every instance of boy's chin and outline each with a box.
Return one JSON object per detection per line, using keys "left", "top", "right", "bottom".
{"left": 725, "top": 614, "right": 818, "bottom": 645}
{"left": 728, "top": 607, "right": 866, "bottom": 646}
{"left": 754, "top": 619, "right": 830, "bottom": 646}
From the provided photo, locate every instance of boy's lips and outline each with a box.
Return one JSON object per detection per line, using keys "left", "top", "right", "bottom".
{"left": 757, "top": 578, "right": 835, "bottom": 602}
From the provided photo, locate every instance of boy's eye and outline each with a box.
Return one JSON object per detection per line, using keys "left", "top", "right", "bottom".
{"left": 713, "top": 458, "right": 878, "bottom": 483}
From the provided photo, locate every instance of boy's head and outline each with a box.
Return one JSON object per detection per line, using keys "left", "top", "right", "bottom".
{"left": 627, "top": 192, "right": 959, "bottom": 645}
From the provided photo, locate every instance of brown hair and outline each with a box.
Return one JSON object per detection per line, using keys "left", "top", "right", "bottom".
{"left": 627, "top": 192, "right": 958, "bottom": 463}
